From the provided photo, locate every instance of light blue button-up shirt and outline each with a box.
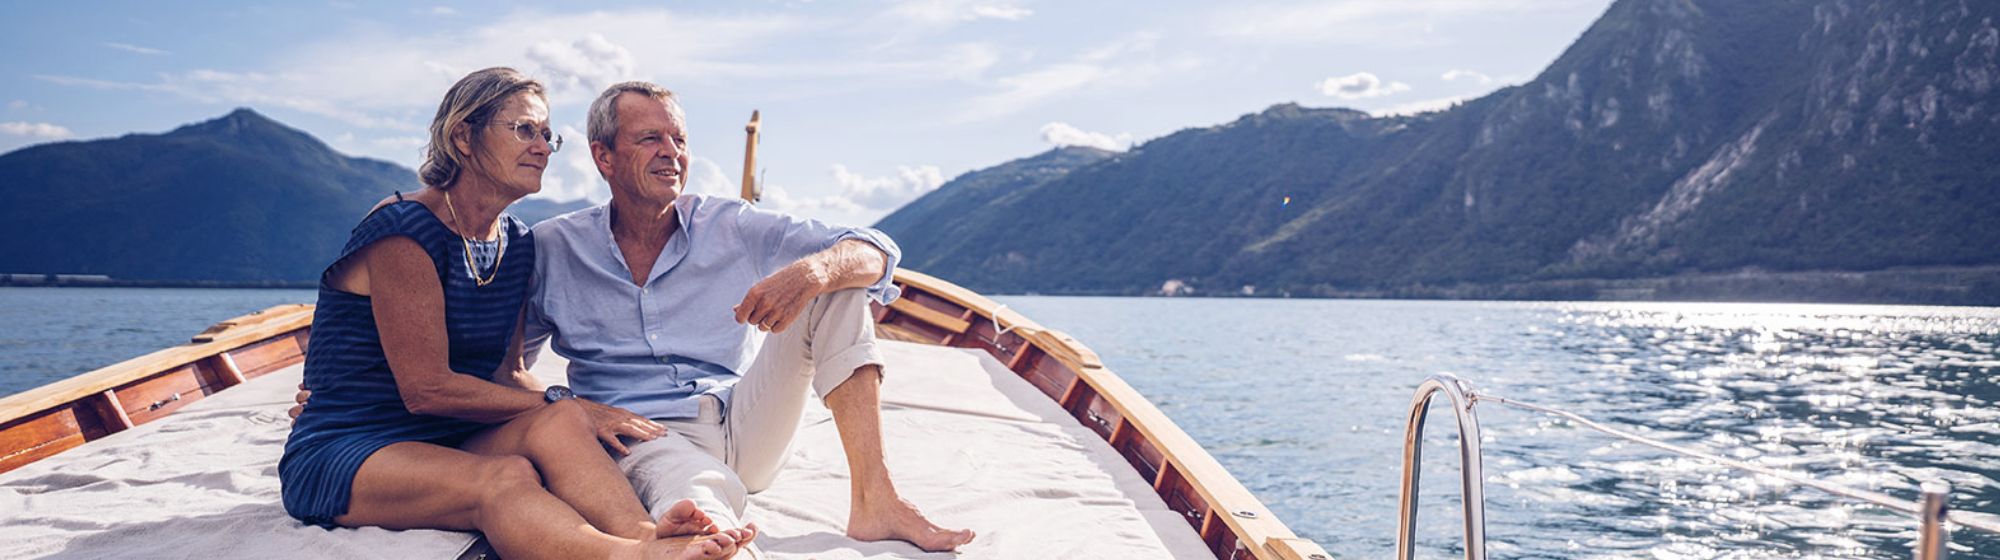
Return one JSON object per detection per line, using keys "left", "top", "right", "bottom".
{"left": 524, "top": 194, "right": 901, "bottom": 420}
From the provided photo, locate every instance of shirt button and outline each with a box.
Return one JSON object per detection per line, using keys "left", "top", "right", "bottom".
{"left": 649, "top": 334, "right": 658, "bottom": 340}
{"left": 642, "top": 288, "right": 649, "bottom": 294}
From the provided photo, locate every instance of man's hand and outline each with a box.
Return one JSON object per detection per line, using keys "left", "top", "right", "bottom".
{"left": 290, "top": 384, "right": 310, "bottom": 421}
{"left": 734, "top": 259, "right": 830, "bottom": 333}
{"left": 580, "top": 399, "right": 668, "bottom": 456}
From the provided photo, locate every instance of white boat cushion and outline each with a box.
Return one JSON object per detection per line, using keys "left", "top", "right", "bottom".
{"left": 0, "top": 340, "right": 1211, "bottom": 559}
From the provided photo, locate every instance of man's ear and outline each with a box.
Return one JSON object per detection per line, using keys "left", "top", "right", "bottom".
{"left": 591, "top": 140, "right": 616, "bottom": 179}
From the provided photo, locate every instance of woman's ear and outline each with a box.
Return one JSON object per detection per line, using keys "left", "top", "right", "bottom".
{"left": 451, "top": 122, "right": 475, "bottom": 160}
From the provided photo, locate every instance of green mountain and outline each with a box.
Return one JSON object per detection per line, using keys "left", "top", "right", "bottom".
{"left": 875, "top": 146, "right": 1115, "bottom": 274}
{"left": 0, "top": 109, "right": 590, "bottom": 283}
{"left": 874, "top": 0, "right": 2000, "bottom": 304}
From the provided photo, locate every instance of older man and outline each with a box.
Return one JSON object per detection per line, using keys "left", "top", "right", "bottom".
{"left": 523, "top": 81, "right": 974, "bottom": 553}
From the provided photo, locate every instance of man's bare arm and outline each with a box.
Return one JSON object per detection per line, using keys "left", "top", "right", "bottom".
{"left": 734, "top": 239, "right": 888, "bottom": 333}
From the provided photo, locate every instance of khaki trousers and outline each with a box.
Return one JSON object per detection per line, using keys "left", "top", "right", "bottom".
{"left": 617, "top": 288, "right": 883, "bottom": 535}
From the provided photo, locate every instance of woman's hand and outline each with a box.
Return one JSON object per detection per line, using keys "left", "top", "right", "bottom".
{"left": 290, "top": 383, "right": 310, "bottom": 421}
{"left": 579, "top": 399, "right": 668, "bottom": 455}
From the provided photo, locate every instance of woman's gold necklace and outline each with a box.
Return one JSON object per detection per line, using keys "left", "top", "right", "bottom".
{"left": 443, "top": 190, "right": 503, "bottom": 286}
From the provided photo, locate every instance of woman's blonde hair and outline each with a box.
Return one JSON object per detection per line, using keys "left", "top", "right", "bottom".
{"left": 418, "top": 67, "right": 546, "bottom": 189}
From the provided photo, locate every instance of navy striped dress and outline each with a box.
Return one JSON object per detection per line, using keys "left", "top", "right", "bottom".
{"left": 279, "top": 197, "right": 534, "bottom": 527}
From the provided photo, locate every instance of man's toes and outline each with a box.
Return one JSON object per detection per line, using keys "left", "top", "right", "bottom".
{"left": 658, "top": 499, "right": 722, "bottom": 538}
{"left": 665, "top": 499, "right": 706, "bottom": 523}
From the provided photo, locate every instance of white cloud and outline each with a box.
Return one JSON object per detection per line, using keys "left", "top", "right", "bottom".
{"left": 886, "top": 0, "right": 1033, "bottom": 25}
{"left": 971, "top": 5, "right": 1033, "bottom": 20}
{"left": 686, "top": 156, "right": 739, "bottom": 198}
{"left": 526, "top": 34, "right": 638, "bottom": 100}
{"left": 760, "top": 163, "right": 944, "bottom": 222}
{"left": 37, "top": 71, "right": 419, "bottom": 131}
{"left": 539, "top": 124, "right": 606, "bottom": 203}
{"left": 104, "top": 42, "right": 169, "bottom": 56}
{"left": 37, "top": 7, "right": 999, "bottom": 145}
{"left": 428, "top": 6, "right": 457, "bottom": 16}
{"left": 1212, "top": 0, "right": 1602, "bottom": 45}
{"left": 1080, "top": 32, "right": 1159, "bottom": 63}
{"left": 834, "top": 164, "right": 945, "bottom": 209}
{"left": 760, "top": 184, "right": 861, "bottom": 218}
{"left": 1442, "top": 69, "right": 1493, "bottom": 84}
{"left": 0, "top": 121, "right": 75, "bottom": 139}
{"left": 1371, "top": 94, "right": 1474, "bottom": 117}
{"left": 1318, "top": 72, "right": 1410, "bottom": 99}
{"left": 962, "top": 63, "right": 1104, "bottom": 121}
{"left": 954, "top": 32, "right": 1193, "bottom": 123}
{"left": 7, "top": 100, "right": 27, "bottom": 110}
{"left": 1040, "top": 122, "right": 1132, "bottom": 151}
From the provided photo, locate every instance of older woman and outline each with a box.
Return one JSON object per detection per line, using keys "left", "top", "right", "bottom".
{"left": 279, "top": 67, "right": 753, "bottom": 560}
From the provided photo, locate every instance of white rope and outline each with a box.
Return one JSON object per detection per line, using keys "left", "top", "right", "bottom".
{"left": 1473, "top": 394, "right": 2000, "bottom": 536}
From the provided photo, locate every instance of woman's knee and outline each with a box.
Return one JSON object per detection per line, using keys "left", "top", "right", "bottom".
{"left": 520, "top": 399, "right": 592, "bottom": 442}
{"left": 473, "top": 455, "right": 542, "bottom": 502}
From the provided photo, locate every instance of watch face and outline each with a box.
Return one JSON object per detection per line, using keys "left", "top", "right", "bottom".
{"left": 545, "top": 385, "right": 574, "bottom": 402}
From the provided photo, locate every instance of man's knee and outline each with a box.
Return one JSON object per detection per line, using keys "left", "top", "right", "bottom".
{"left": 819, "top": 288, "right": 871, "bottom": 313}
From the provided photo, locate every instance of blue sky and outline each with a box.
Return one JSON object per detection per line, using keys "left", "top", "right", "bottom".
{"left": 1, "top": 0, "right": 1614, "bottom": 226}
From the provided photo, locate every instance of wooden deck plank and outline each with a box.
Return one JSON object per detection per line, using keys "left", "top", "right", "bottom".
{"left": 887, "top": 298, "right": 972, "bottom": 334}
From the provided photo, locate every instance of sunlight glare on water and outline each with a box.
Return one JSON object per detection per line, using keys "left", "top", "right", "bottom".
{"left": 1000, "top": 297, "right": 2000, "bottom": 559}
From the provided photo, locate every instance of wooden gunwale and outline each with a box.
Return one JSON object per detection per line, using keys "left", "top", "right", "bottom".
{"left": 0, "top": 275, "right": 1331, "bottom": 559}
{"left": 0, "top": 304, "right": 314, "bottom": 474}
{"left": 876, "top": 268, "right": 1332, "bottom": 560}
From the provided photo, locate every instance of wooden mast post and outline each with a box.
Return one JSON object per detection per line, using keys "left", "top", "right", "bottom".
{"left": 741, "top": 110, "right": 761, "bottom": 202}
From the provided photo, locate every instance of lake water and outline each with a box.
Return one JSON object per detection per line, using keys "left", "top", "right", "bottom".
{"left": 3, "top": 287, "right": 1996, "bottom": 559}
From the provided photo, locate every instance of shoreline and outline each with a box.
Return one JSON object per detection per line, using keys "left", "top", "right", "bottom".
{"left": 0, "top": 278, "right": 314, "bottom": 290}
{"left": 962, "top": 265, "right": 2000, "bottom": 308}
{"left": 7, "top": 264, "right": 1999, "bottom": 307}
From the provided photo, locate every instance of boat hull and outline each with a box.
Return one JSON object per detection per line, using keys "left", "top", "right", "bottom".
{"left": 0, "top": 273, "right": 1330, "bottom": 560}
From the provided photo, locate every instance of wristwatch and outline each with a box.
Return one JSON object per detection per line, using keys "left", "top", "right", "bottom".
{"left": 543, "top": 385, "right": 576, "bottom": 403}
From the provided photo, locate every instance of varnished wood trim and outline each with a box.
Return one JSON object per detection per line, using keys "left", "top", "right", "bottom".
{"left": 0, "top": 408, "right": 87, "bottom": 473}
{"left": 208, "top": 353, "right": 247, "bottom": 387}
{"left": 890, "top": 270, "right": 1327, "bottom": 560}
{"left": 939, "top": 309, "right": 976, "bottom": 346}
{"left": 95, "top": 391, "right": 134, "bottom": 431}
{"left": 0, "top": 304, "right": 312, "bottom": 426}
{"left": 886, "top": 298, "right": 971, "bottom": 335}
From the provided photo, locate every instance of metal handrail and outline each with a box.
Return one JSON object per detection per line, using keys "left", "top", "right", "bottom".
{"left": 1395, "top": 373, "right": 1995, "bottom": 559}
{"left": 1395, "top": 374, "right": 1487, "bottom": 560}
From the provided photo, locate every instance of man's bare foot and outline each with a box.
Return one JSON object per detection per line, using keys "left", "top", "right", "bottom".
{"left": 656, "top": 499, "right": 720, "bottom": 539}
{"left": 848, "top": 496, "right": 975, "bottom": 551}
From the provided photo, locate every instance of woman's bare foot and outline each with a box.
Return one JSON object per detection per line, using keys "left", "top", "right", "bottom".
{"left": 847, "top": 496, "right": 975, "bottom": 551}
{"left": 655, "top": 499, "right": 720, "bottom": 539}
{"left": 623, "top": 527, "right": 756, "bottom": 560}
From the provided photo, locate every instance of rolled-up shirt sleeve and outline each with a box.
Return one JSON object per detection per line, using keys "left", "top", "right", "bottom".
{"left": 832, "top": 228, "right": 902, "bottom": 303}
{"left": 734, "top": 201, "right": 902, "bottom": 304}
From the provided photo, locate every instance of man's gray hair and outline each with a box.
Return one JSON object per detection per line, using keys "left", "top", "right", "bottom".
{"left": 587, "top": 81, "right": 680, "bottom": 148}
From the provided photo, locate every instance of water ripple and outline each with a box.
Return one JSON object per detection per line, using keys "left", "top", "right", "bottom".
{"left": 999, "top": 297, "right": 2000, "bottom": 559}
